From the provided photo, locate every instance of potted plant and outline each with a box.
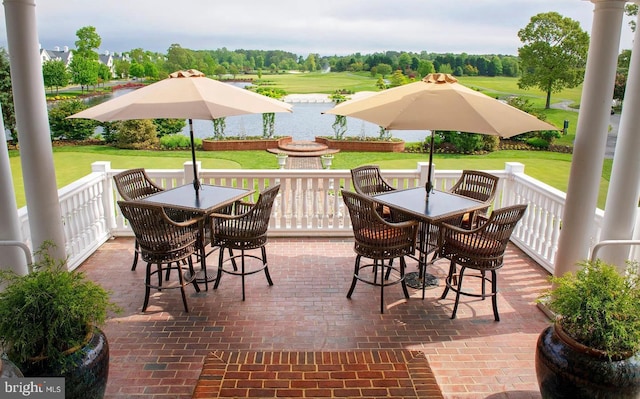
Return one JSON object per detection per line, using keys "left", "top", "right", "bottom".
{"left": 0, "top": 242, "right": 121, "bottom": 399}
{"left": 535, "top": 259, "right": 640, "bottom": 398}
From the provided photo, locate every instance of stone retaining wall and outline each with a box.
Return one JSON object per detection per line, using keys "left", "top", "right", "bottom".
{"left": 202, "top": 136, "right": 292, "bottom": 151}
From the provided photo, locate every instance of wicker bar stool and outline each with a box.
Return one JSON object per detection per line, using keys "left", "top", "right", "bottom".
{"left": 210, "top": 184, "right": 280, "bottom": 301}
{"left": 351, "top": 165, "right": 439, "bottom": 279}
{"left": 342, "top": 190, "right": 418, "bottom": 314}
{"left": 351, "top": 165, "right": 396, "bottom": 219}
{"left": 117, "top": 200, "right": 203, "bottom": 313}
{"left": 438, "top": 204, "right": 528, "bottom": 321}
{"left": 448, "top": 170, "right": 500, "bottom": 228}
{"left": 113, "top": 168, "right": 164, "bottom": 271}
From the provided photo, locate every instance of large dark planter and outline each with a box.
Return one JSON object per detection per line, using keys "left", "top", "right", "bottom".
{"left": 21, "top": 326, "right": 109, "bottom": 399}
{"left": 535, "top": 323, "right": 640, "bottom": 399}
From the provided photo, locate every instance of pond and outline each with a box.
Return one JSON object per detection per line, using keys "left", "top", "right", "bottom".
{"left": 87, "top": 86, "right": 430, "bottom": 143}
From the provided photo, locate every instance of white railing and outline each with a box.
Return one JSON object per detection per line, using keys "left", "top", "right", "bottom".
{"left": 16, "top": 161, "right": 615, "bottom": 274}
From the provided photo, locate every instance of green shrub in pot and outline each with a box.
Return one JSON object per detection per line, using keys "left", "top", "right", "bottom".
{"left": 0, "top": 241, "right": 121, "bottom": 377}
{"left": 536, "top": 259, "right": 640, "bottom": 398}
{"left": 541, "top": 259, "right": 640, "bottom": 358}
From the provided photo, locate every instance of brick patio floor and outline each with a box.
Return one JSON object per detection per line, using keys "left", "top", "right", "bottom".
{"left": 80, "top": 237, "right": 551, "bottom": 399}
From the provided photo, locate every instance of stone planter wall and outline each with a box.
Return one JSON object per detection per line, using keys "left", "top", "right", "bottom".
{"left": 202, "top": 136, "right": 292, "bottom": 151}
{"left": 315, "top": 137, "right": 405, "bottom": 152}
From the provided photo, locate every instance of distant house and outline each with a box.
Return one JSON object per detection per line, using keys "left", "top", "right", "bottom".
{"left": 98, "top": 50, "right": 116, "bottom": 77}
{"left": 39, "top": 45, "right": 129, "bottom": 78}
{"left": 39, "top": 45, "right": 73, "bottom": 67}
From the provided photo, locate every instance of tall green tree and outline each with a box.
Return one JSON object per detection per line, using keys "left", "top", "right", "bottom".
{"left": 518, "top": 12, "right": 589, "bottom": 109}
{"left": 143, "top": 62, "right": 159, "bottom": 79}
{"left": 114, "top": 59, "right": 131, "bottom": 79}
{"left": 42, "top": 60, "right": 70, "bottom": 94}
{"left": 417, "top": 60, "right": 435, "bottom": 77}
{"left": 488, "top": 56, "right": 503, "bottom": 77}
{"left": 165, "top": 44, "right": 195, "bottom": 72}
{"left": 70, "top": 26, "right": 102, "bottom": 92}
{"left": 74, "top": 26, "right": 101, "bottom": 60}
{"left": 129, "top": 63, "right": 145, "bottom": 79}
{"left": 0, "top": 48, "right": 17, "bottom": 141}
{"left": 375, "top": 63, "right": 392, "bottom": 78}
{"left": 97, "top": 63, "right": 112, "bottom": 86}
{"left": 304, "top": 54, "right": 317, "bottom": 72}
{"left": 68, "top": 56, "right": 100, "bottom": 92}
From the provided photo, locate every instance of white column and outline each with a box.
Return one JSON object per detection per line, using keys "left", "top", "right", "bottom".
{"left": 598, "top": 10, "right": 640, "bottom": 270}
{"left": 554, "top": 0, "right": 625, "bottom": 276}
{"left": 3, "top": 0, "right": 66, "bottom": 260}
{"left": 0, "top": 105, "right": 29, "bottom": 274}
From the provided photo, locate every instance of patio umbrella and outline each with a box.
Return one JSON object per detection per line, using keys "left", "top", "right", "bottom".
{"left": 324, "top": 73, "right": 557, "bottom": 195}
{"left": 69, "top": 69, "right": 292, "bottom": 194}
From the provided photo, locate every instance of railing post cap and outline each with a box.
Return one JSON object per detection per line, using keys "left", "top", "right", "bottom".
{"left": 91, "top": 161, "right": 111, "bottom": 173}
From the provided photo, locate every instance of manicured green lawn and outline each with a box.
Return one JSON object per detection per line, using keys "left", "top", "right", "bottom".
{"left": 260, "top": 71, "right": 380, "bottom": 94}
{"left": 9, "top": 146, "right": 611, "bottom": 210}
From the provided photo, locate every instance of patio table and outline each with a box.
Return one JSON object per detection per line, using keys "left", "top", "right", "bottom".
{"left": 142, "top": 184, "right": 254, "bottom": 289}
{"left": 373, "top": 187, "right": 486, "bottom": 299}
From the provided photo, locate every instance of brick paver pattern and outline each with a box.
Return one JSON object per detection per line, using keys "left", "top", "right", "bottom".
{"left": 80, "top": 237, "right": 551, "bottom": 399}
{"left": 192, "top": 350, "right": 442, "bottom": 398}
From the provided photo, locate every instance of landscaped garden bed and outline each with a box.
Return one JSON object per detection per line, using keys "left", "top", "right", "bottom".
{"left": 202, "top": 136, "right": 292, "bottom": 151}
{"left": 314, "top": 136, "right": 405, "bottom": 152}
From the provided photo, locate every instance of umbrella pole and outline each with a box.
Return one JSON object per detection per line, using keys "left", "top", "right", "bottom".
{"left": 426, "top": 131, "right": 435, "bottom": 197}
{"left": 189, "top": 119, "right": 201, "bottom": 194}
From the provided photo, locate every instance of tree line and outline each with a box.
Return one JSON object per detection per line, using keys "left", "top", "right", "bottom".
{"left": 1, "top": 7, "right": 637, "bottom": 145}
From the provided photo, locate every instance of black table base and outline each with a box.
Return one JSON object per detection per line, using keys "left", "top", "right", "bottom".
{"left": 405, "top": 271, "right": 439, "bottom": 290}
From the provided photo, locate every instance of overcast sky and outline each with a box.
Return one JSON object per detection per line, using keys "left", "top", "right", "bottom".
{"left": 0, "top": 0, "right": 636, "bottom": 57}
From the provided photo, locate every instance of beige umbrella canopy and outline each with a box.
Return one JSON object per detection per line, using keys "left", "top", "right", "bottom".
{"left": 69, "top": 69, "right": 293, "bottom": 192}
{"left": 324, "top": 73, "right": 557, "bottom": 193}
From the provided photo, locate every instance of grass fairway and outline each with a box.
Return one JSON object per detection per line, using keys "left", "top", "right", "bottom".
{"left": 259, "top": 71, "right": 380, "bottom": 94}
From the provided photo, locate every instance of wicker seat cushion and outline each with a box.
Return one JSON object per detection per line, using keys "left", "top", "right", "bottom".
{"left": 446, "top": 235, "right": 501, "bottom": 254}
{"left": 357, "top": 226, "right": 405, "bottom": 241}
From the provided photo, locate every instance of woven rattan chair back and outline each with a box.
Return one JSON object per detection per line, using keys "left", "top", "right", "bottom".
{"left": 212, "top": 184, "right": 280, "bottom": 250}
{"left": 449, "top": 170, "right": 499, "bottom": 215}
{"left": 117, "top": 200, "right": 203, "bottom": 312}
{"left": 342, "top": 190, "right": 417, "bottom": 259}
{"left": 351, "top": 165, "right": 396, "bottom": 196}
{"left": 113, "top": 168, "right": 164, "bottom": 201}
{"left": 342, "top": 190, "right": 418, "bottom": 313}
{"left": 439, "top": 204, "right": 528, "bottom": 321}
{"left": 211, "top": 184, "right": 280, "bottom": 300}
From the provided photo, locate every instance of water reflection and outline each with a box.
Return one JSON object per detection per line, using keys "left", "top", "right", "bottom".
{"left": 87, "top": 86, "right": 428, "bottom": 143}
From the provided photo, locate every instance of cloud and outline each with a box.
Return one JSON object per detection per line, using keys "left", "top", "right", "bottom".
{"left": 0, "top": 0, "right": 635, "bottom": 56}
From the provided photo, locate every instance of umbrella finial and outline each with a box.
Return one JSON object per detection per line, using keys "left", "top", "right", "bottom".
{"left": 422, "top": 73, "right": 458, "bottom": 84}
{"left": 169, "top": 69, "right": 206, "bottom": 78}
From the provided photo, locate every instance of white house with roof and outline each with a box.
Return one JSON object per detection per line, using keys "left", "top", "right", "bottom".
{"left": 39, "top": 45, "right": 128, "bottom": 78}
{"left": 39, "top": 45, "right": 73, "bottom": 67}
